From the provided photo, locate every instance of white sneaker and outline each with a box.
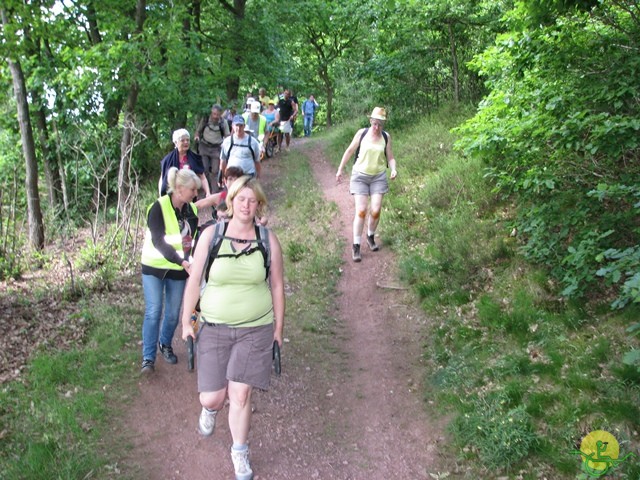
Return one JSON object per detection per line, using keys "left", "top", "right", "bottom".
{"left": 230, "top": 446, "right": 253, "bottom": 480}
{"left": 197, "top": 407, "right": 217, "bottom": 436}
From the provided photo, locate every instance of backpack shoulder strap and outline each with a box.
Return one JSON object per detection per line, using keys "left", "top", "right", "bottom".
{"left": 227, "top": 135, "right": 234, "bottom": 158}
{"left": 226, "top": 135, "right": 257, "bottom": 163}
{"left": 255, "top": 224, "right": 271, "bottom": 280}
{"left": 382, "top": 130, "right": 389, "bottom": 167}
{"left": 203, "top": 221, "right": 228, "bottom": 285}
{"left": 353, "top": 128, "right": 369, "bottom": 163}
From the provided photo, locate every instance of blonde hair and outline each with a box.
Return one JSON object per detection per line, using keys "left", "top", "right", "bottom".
{"left": 225, "top": 175, "right": 267, "bottom": 219}
{"left": 166, "top": 167, "right": 201, "bottom": 194}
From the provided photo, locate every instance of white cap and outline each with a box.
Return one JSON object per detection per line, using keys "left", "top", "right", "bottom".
{"left": 250, "top": 101, "right": 261, "bottom": 113}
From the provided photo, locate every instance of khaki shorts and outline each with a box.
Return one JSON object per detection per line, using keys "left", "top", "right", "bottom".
{"left": 350, "top": 170, "right": 389, "bottom": 196}
{"left": 197, "top": 322, "right": 274, "bottom": 392}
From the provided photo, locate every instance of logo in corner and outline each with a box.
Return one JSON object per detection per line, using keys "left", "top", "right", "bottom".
{"left": 571, "top": 430, "right": 636, "bottom": 477}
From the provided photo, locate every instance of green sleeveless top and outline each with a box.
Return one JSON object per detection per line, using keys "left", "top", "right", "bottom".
{"left": 200, "top": 238, "right": 273, "bottom": 327}
{"left": 354, "top": 134, "right": 386, "bottom": 176}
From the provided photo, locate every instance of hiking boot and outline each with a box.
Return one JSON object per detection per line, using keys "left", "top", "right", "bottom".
{"left": 140, "top": 359, "right": 154, "bottom": 374}
{"left": 367, "top": 234, "right": 380, "bottom": 252}
{"left": 198, "top": 407, "right": 217, "bottom": 436}
{"left": 159, "top": 343, "right": 178, "bottom": 364}
{"left": 230, "top": 446, "right": 253, "bottom": 480}
{"left": 352, "top": 244, "right": 362, "bottom": 262}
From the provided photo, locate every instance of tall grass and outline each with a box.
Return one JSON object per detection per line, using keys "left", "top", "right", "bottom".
{"left": 326, "top": 104, "right": 640, "bottom": 478}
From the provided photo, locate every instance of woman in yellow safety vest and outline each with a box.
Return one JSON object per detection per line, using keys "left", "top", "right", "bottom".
{"left": 140, "top": 167, "right": 200, "bottom": 374}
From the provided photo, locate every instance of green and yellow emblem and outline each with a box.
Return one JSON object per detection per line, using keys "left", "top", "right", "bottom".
{"left": 571, "top": 430, "right": 636, "bottom": 477}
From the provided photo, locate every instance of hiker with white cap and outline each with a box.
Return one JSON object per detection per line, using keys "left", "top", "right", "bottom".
{"left": 242, "top": 101, "right": 268, "bottom": 145}
{"left": 335, "top": 107, "right": 398, "bottom": 262}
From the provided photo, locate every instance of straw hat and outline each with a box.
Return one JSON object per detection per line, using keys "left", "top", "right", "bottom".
{"left": 370, "top": 107, "right": 387, "bottom": 121}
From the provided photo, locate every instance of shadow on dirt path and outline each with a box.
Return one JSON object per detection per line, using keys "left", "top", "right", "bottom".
{"left": 119, "top": 137, "right": 446, "bottom": 479}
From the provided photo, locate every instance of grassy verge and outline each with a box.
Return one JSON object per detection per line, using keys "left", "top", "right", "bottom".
{"left": 266, "top": 144, "right": 344, "bottom": 343}
{"left": 0, "top": 144, "right": 343, "bottom": 479}
{"left": 0, "top": 290, "right": 141, "bottom": 479}
{"left": 324, "top": 105, "right": 640, "bottom": 478}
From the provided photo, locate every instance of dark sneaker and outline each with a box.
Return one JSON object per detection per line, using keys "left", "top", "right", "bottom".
{"left": 140, "top": 359, "right": 155, "bottom": 374}
{"left": 159, "top": 343, "right": 178, "bottom": 364}
{"left": 366, "top": 234, "right": 380, "bottom": 252}
{"left": 352, "top": 244, "right": 362, "bottom": 262}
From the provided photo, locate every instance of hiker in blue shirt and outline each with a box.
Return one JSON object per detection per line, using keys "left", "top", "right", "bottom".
{"left": 302, "top": 95, "right": 320, "bottom": 137}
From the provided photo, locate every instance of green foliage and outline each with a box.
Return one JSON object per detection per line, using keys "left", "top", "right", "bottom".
{"left": 77, "top": 238, "right": 111, "bottom": 272}
{"left": 455, "top": 2, "right": 640, "bottom": 312}
{"left": 286, "top": 241, "right": 307, "bottom": 263}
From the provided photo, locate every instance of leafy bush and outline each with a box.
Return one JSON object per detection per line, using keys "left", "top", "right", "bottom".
{"left": 455, "top": 4, "right": 640, "bottom": 312}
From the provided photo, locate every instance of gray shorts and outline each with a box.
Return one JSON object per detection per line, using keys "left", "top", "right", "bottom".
{"left": 349, "top": 170, "right": 389, "bottom": 196}
{"left": 197, "top": 322, "right": 274, "bottom": 392}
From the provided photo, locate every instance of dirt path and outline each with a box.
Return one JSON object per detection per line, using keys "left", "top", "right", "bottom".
{"left": 120, "top": 138, "right": 445, "bottom": 479}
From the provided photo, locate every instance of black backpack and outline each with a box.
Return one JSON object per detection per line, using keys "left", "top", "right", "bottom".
{"left": 202, "top": 120, "right": 227, "bottom": 145}
{"left": 354, "top": 128, "right": 389, "bottom": 167}
{"left": 200, "top": 220, "right": 271, "bottom": 295}
{"left": 226, "top": 136, "right": 257, "bottom": 162}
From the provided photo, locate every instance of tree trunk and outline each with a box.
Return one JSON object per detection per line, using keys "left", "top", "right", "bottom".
{"left": 33, "top": 105, "right": 62, "bottom": 209}
{"left": 51, "top": 120, "right": 70, "bottom": 212}
{"left": 319, "top": 66, "right": 333, "bottom": 127}
{"left": 447, "top": 22, "right": 460, "bottom": 105}
{"left": 118, "top": 85, "right": 140, "bottom": 216}
{"left": 117, "top": 0, "right": 146, "bottom": 217}
{"left": 219, "top": 0, "right": 246, "bottom": 102}
{"left": 2, "top": 20, "right": 45, "bottom": 250}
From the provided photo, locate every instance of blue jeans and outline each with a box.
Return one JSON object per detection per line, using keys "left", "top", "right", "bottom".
{"left": 303, "top": 115, "right": 314, "bottom": 136}
{"left": 141, "top": 274, "right": 186, "bottom": 361}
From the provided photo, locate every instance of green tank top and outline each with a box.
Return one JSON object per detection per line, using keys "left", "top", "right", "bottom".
{"left": 354, "top": 135, "right": 386, "bottom": 175}
{"left": 200, "top": 239, "right": 273, "bottom": 327}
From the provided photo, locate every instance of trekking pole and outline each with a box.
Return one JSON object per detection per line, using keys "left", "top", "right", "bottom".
{"left": 187, "top": 310, "right": 198, "bottom": 372}
{"left": 186, "top": 336, "right": 194, "bottom": 371}
{"left": 272, "top": 341, "right": 281, "bottom": 376}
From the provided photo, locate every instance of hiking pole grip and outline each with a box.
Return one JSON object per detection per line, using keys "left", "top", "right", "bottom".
{"left": 187, "top": 336, "right": 194, "bottom": 372}
{"left": 272, "top": 340, "right": 281, "bottom": 376}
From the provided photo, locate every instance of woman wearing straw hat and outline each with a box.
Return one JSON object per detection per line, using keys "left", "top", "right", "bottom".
{"left": 336, "top": 107, "right": 398, "bottom": 262}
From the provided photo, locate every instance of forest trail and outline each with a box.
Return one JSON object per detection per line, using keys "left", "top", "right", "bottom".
{"left": 120, "top": 137, "right": 446, "bottom": 479}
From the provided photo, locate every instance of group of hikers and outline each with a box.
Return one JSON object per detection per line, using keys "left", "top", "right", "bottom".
{"left": 185, "top": 87, "right": 320, "bottom": 197}
{"left": 139, "top": 100, "right": 396, "bottom": 479}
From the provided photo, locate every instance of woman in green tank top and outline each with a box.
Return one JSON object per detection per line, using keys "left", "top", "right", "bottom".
{"left": 335, "top": 107, "right": 398, "bottom": 263}
{"left": 180, "top": 176, "right": 285, "bottom": 480}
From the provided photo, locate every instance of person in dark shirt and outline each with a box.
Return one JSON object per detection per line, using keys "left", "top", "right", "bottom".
{"left": 276, "top": 89, "right": 298, "bottom": 152}
{"left": 158, "top": 129, "right": 210, "bottom": 197}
